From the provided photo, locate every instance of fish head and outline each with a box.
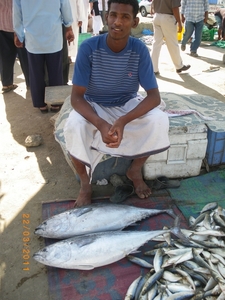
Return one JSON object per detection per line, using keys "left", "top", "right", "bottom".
{"left": 34, "top": 217, "right": 70, "bottom": 238}
{"left": 33, "top": 241, "right": 72, "bottom": 266}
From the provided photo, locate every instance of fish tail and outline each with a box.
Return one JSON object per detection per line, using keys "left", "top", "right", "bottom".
{"left": 170, "top": 216, "right": 190, "bottom": 243}
{"left": 166, "top": 208, "right": 177, "bottom": 219}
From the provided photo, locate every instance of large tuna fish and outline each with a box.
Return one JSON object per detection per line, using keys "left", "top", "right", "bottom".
{"left": 33, "top": 229, "right": 172, "bottom": 270}
{"left": 34, "top": 203, "right": 176, "bottom": 239}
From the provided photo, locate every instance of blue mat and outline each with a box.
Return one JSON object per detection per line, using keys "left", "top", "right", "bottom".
{"left": 168, "top": 169, "right": 225, "bottom": 218}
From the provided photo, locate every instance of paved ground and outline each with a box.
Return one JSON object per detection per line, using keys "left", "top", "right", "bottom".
{"left": 0, "top": 16, "right": 225, "bottom": 300}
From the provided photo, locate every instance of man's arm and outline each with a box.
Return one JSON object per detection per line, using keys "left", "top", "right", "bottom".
{"left": 204, "top": 11, "right": 208, "bottom": 24}
{"left": 116, "top": 88, "right": 160, "bottom": 126}
{"left": 13, "top": 0, "right": 25, "bottom": 43}
{"left": 204, "top": 0, "right": 209, "bottom": 23}
{"left": 71, "top": 84, "right": 118, "bottom": 146}
{"left": 222, "top": 17, "right": 225, "bottom": 40}
{"left": 107, "top": 88, "right": 161, "bottom": 148}
{"left": 172, "top": 7, "right": 182, "bottom": 32}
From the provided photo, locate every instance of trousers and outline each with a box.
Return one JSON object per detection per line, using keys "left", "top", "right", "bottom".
{"left": 0, "top": 30, "right": 29, "bottom": 87}
{"left": 151, "top": 13, "right": 183, "bottom": 72}
{"left": 27, "top": 50, "right": 63, "bottom": 108}
{"left": 181, "top": 20, "right": 204, "bottom": 53}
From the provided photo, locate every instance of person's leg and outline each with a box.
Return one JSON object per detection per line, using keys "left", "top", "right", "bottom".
{"left": 181, "top": 21, "right": 195, "bottom": 50}
{"left": 215, "top": 15, "right": 222, "bottom": 40}
{"left": 218, "top": 28, "right": 222, "bottom": 40}
{"left": 70, "top": 155, "right": 92, "bottom": 207}
{"left": 160, "top": 14, "right": 183, "bottom": 70}
{"left": 126, "top": 156, "right": 151, "bottom": 199}
{"left": 151, "top": 14, "right": 164, "bottom": 73}
{"left": 62, "top": 25, "right": 70, "bottom": 85}
{"left": 17, "top": 44, "right": 30, "bottom": 88}
{"left": 190, "top": 20, "right": 204, "bottom": 55}
{"left": 27, "top": 51, "right": 46, "bottom": 108}
{"left": 46, "top": 51, "right": 63, "bottom": 86}
{"left": 0, "top": 31, "right": 17, "bottom": 87}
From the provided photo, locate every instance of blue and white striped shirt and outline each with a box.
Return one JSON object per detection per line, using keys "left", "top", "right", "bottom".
{"left": 73, "top": 34, "right": 157, "bottom": 107}
{"left": 181, "top": 0, "right": 209, "bottom": 23}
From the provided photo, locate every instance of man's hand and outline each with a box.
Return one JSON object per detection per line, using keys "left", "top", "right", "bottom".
{"left": 181, "top": 14, "right": 185, "bottom": 24}
{"left": 177, "top": 22, "right": 183, "bottom": 33}
{"left": 105, "top": 119, "right": 125, "bottom": 148}
{"left": 65, "top": 26, "right": 74, "bottom": 45}
{"left": 14, "top": 34, "right": 23, "bottom": 48}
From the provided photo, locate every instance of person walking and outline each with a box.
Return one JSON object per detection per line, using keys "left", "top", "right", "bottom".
{"left": 151, "top": 0, "right": 190, "bottom": 74}
{"left": 0, "top": 0, "right": 29, "bottom": 93}
{"left": 13, "top": 0, "right": 74, "bottom": 113}
{"left": 180, "top": 0, "right": 209, "bottom": 57}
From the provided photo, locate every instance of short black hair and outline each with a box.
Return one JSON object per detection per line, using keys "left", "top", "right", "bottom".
{"left": 107, "top": 0, "right": 139, "bottom": 17}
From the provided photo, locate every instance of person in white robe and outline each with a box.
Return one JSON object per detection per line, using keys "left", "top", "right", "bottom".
{"left": 89, "top": 0, "right": 103, "bottom": 35}
{"left": 68, "top": 0, "right": 86, "bottom": 60}
{"left": 82, "top": 0, "right": 90, "bottom": 33}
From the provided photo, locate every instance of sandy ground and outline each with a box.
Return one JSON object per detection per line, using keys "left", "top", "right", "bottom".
{"left": 1, "top": 17, "right": 225, "bottom": 299}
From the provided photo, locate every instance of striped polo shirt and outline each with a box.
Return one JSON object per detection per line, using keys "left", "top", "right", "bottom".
{"left": 73, "top": 34, "right": 157, "bottom": 107}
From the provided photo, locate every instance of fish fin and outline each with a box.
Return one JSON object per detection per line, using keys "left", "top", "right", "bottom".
{"left": 70, "top": 207, "right": 93, "bottom": 217}
{"left": 74, "top": 236, "right": 97, "bottom": 247}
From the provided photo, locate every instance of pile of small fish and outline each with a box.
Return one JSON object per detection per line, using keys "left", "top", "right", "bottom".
{"left": 124, "top": 202, "right": 225, "bottom": 300}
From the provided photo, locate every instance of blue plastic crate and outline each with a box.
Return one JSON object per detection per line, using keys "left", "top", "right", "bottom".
{"left": 206, "top": 129, "right": 225, "bottom": 166}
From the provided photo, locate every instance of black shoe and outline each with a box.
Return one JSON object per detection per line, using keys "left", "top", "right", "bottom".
{"left": 154, "top": 71, "right": 160, "bottom": 76}
{"left": 176, "top": 65, "right": 191, "bottom": 73}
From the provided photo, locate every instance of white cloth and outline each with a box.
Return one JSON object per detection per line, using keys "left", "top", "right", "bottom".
{"left": 159, "top": 99, "right": 215, "bottom": 120}
{"left": 64, "top": 96, "right": 170, "bottom": 178}
{"left": 68, "top": 0, "right": 86, "bottom": 58}
{"left": 98, "top": 0, "right": 108, "bottom": 11}
{"left": 92, "top": 14, "right": 103, "bottom": 35}
{"left": 81, "top": 0, "right": 89, "bottom": 33}
{"left": 151, "top": 13, "right": 183, "bottom": 72}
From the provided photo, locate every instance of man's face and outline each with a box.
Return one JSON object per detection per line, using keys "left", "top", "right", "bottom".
{"left": 106, "top": 3, "right": 138, "bottom": 40}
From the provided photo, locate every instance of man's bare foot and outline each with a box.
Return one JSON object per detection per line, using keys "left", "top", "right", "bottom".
{"left": 74, "top": 183, "right": 92, "bottom": 207}
{"left": 126, "top": 168, "right": 151, "bottom": 199}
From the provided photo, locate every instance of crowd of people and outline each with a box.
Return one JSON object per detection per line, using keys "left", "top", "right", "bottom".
{"left": 0, "top": 0, "right": 105, "bottom": 112}
{"left": 1, "top": 1, "right": 223, "bottom": 109}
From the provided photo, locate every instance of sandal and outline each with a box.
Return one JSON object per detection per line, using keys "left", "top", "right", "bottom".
{"left": 152, "top": 176, "right": 180, "bottom": 190}
{"left": 2, "top": 84, "right": 18, "bottom": 93}
{"left": 50, "top": 105, "right": 62, "bottom": 113}
{"left": 110, "top": 184, "right": 134, "bottom": 203}
{"left": 39, "top": 106, "right": 48, "bottom": 114}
